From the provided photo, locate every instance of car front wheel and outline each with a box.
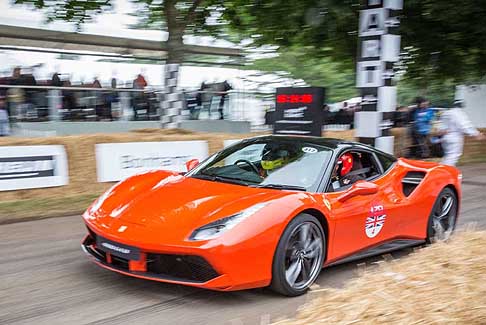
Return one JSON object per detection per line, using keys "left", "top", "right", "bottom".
{"left": 270, "top": 214, "right": 325, "bottom": 296}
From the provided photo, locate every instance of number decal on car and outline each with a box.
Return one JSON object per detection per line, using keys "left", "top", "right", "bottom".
{"left": 302, "top": 147, "right": 318, "bottom": 154}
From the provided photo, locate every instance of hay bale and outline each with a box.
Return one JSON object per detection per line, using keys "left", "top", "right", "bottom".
{"left": 275, "top": 231, "right": 486, "bottom": 324}
{"left": 129, "top": 128, "right": 197, "bottom": 135}
{"left": 0, "top": 128, "right": 357, "bottom": 202}
{"left": 0, "top": 130, "right": 260, "bottom": 201}
{"left": 0, "top": 126, "right": 481, "bottom": 202}
{"left": 323, "top": 129, "right": 354, "bottom": 140}
{"left": 461, "top": 129, "right": 486, "bottom": 164}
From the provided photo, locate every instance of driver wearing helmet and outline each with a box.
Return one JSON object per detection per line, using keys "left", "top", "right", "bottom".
{"left": 331, "top": 152, "right": 365, "bottom": 189}
{"left": 260, "top": 142, "right": 301, "bottom": 177}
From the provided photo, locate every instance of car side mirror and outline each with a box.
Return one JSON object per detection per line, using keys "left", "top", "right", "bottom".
{"left": 186, "top": 159, "right": 200, "bottom": 171}
{"left": 337, "top": 181, "right": 378, "bottom": 203}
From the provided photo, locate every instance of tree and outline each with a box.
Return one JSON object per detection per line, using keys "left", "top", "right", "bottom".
{"left": 13, "top": 0, "right": 217, "bottom": 65}
{"left": 396, "top": 79, "right": 455, "bottom": 107}
{"left": 222, "top": 0, "right": 486, "bottom": 87}
{"left": 246, "top": 46, "right": 358, "bottom": 102}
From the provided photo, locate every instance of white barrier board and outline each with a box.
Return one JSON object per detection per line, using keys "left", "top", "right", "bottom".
{"left": 0, "top": 145, "right": 69, "bottom": 191}
{"left": 96, "top": 141, "right": 209, "bottom": 182}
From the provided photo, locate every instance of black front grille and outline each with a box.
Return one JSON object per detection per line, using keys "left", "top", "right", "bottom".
{"left": 111, "top": 255, "right": 130, "bottom": 270}
{"left": 85, "top": 227, "right": 130, "bottom": 271}
{"left": 146, "top": 254, "right": 219, "bottom": 283}
{"left": 83, "top": 226, "right": 219, "bottom": 283}
{"left": 84, "top": 244, "right": 107, "bottom": 262}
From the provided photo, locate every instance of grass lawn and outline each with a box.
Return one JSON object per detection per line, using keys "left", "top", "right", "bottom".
{"left": 0, "top": 194, "right": 99, "bottom": 224}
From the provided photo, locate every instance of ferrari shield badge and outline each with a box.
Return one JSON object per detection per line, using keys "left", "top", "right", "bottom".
{"left": 365, "top": 203, "right": 386, "bottom": 238}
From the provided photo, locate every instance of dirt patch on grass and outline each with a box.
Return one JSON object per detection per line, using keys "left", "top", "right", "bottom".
{"left": 275, "top": 231, "right": 486, "bottom": 324}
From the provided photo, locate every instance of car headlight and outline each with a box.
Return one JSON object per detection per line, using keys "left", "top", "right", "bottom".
{"left": 189, "top": 203, "right": 268, "bottom": 241}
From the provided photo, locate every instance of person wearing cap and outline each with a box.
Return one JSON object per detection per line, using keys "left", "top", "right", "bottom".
{"left": 439, "top": 100, "right": 484, "bottom": 166}
{"left": 0, "top": 96, "right": 10, "bottom": 136}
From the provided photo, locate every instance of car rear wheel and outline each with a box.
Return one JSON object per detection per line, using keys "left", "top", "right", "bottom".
{"left": 426, "top": 187, "right": 458, "bottom": 243}
{"left": 270, "top": 214, "right": 325, "bottom": 296}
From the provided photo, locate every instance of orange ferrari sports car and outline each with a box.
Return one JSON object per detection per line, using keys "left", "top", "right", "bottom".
{"left": 82, "top": 135, "right": 461, "bottom": 296}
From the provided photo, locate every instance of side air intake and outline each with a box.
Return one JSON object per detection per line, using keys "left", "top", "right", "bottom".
{"left": 402, "top": 171, "right": 426, "bottom": 197}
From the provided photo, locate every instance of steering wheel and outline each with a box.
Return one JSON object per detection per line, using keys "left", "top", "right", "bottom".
{"left": 234, "top": 159, "right": 260, "bottom": 175}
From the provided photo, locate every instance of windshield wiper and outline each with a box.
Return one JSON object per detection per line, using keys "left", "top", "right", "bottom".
{"left": 192, "top": 173, "right": 250, "bottom": 186}
{"left": 251, "top": 184, "right": 307, "bottom": 191}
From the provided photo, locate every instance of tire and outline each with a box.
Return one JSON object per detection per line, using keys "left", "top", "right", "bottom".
{"left": 426, "top": 187, "right": 458, "bottom": 243}
{"left": 270, "top": 214, "right": 325, "bottom": 296}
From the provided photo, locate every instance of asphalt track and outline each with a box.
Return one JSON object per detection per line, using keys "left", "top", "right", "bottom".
{"left": 1, "top": 163, "right": 486, "bottom": 325}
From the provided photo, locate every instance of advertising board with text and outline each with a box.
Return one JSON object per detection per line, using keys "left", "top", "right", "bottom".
{"left": 0, "top": 145, "right": 69, "bottom": 191}
{"left": 273, "top": 87, "right": 325, "bottom": 137}
{"left": 96, "top": 141, "right": 209, "bottom": 182}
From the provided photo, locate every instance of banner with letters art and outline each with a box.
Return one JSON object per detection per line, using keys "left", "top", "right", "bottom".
{"left": 355, "top": 0, "right": 402, "bottom": 154}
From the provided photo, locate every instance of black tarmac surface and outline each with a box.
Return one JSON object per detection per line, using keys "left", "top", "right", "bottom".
{"left": 1, "top": 164, "right": 485, "bottom": 325}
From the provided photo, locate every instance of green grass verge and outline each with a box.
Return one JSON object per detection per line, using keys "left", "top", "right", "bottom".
{"left": 0, "top": 194, "right": 100, "bottom": 224}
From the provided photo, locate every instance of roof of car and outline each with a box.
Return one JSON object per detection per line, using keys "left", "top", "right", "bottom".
{"left": 242, "top": 135, "right": 396, "bottom": 159}
{"left": 246, "top": 135, "right": 355, "bottom": 149}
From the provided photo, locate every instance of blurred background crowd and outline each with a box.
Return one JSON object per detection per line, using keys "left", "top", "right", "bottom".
{"left": 0, "top": 65, "right": 237, "bottom": 124}
{"left": 1, "top": 62, "right": 481, "bottom": 167}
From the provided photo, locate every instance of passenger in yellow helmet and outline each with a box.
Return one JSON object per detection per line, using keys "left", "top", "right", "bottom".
{"left": 260, "top": 142, "right": 302, "bottom": 176}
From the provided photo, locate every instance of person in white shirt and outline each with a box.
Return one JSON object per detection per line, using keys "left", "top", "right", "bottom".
{"left": 439, "top": 101, "right": 484, "bottom": 166}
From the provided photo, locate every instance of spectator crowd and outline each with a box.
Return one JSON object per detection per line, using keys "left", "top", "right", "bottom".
{"left": 0, "top": 66, "right": 236, "bottom": 135}
{"left": 393, "top": 97, "right": 484, "bottom": 166}
{"left": 0, "top": 66, "right": 157, "bottom": 128}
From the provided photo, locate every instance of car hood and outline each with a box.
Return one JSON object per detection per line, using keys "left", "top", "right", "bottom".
{"left": 85, "top": 170, "right": 284, "bottom": 239}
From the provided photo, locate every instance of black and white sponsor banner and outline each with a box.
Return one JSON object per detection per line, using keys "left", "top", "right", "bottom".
{"left": 273, "top": 87, "right": 326, "bottom": 137}
{"left": 0, "top": 145, "right": 69, "bottom": 191}
{"left": 95, "top": 141, "right": 209, "bottom": 182}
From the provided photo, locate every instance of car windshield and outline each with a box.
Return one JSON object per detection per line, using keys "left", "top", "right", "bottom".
{"left": 187, "top": 138, "right": 333, "bottom": 191}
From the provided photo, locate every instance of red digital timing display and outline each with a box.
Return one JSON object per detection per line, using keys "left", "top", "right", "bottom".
{"left": 276, "top": 94, "right": 313, "bottom": 104}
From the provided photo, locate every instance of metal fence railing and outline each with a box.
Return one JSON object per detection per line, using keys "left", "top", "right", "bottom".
{"left": 0, "top": 84, "right": 272, "bottom": 126}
